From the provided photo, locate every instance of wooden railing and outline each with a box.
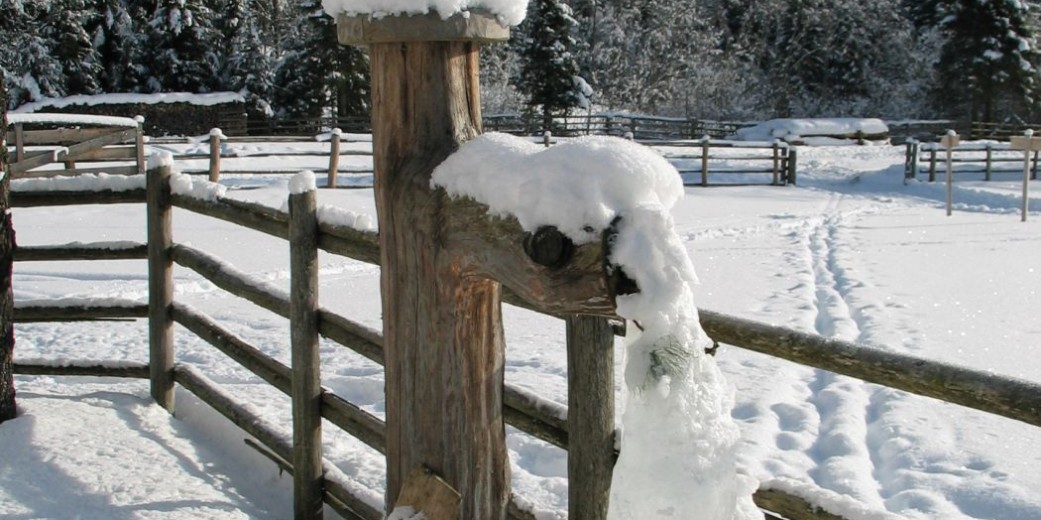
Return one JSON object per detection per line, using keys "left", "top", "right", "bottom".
{"left": 7, "top": 114, "right": 145, "bottom": 179}
{"left": 905, "top": 140, "right": 1040, "bottom": 182}
{"left": 10, "top": 165, "right": 1041, "bottom": 519}
{"left": 162, "top": 129, "right": 798, "bottom": 187}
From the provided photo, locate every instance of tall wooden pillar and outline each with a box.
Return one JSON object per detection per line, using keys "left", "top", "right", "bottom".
{"left": 336, "top": 12, "right": 620, "bottom": 518}
{"left": 337, "top": 13, "right": 512, "bottom": 519}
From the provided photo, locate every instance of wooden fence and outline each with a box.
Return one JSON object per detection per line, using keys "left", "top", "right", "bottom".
{"left": 10, "top": 167, "right": 1041, "bottom": 519}
{"left": 163, "top": 129, "right": 797, "bottom": 188}
{"left": 7, "top": 114, "right": 145, "bottom": 179}
{"left": 905, "top": 140, "right": 1040, "bottom": 182}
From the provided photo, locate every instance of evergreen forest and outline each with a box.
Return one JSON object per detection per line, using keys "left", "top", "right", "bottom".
{"left": 3, "top": 0, "right": 1041, "bottom": 125}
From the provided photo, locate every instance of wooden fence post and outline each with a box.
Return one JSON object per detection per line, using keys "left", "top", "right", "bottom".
{"left": 771, "top": 140, "right": 781, "bottom": 185}
{"left": 700, "top": 136, "right": 710, "bottom": 187}
{"left": 208, "top": 128, "right": 223, "bottom": 183}
{"left": 928, "top": 147, "right": 937, "bottom": 182}
{"left": 787, "top": 147, "right": 798, "bottom": 186}
{"left": 289, "top": 183, "right": 323, "bottom": 520}
{"left": 13, "top": 123, "right": 24, "bottom": 163}
{"left": 147, "top": 164, "right": 174, "bottom": 410}
{"left": 327, "top": 128, "right": 342, "bottom": 188}
{"left": 135, "top": 116, "right": 146, "bottom": 175}
{"left": 904, "top": 139, "right": 918, "bottom": 182}
{"left": 543, "top": 131, "right": 552, "bottom": 148}
{"left": 566, "top": 316, "right": 616, "bottom": 520}
{"left": 1032, "top": 150, "right": 1038, "bottom": 181}
{"left": 985, "top": 143, "right": 993, "bottom": 181}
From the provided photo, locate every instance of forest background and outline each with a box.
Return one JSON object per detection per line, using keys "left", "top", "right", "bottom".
{"left": 3, "top": 0, "right": 1041, "bottom": 127}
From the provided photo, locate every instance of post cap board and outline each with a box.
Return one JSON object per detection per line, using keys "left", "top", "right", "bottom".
{"left": 336, "top": 10, "right": 510, "bottom": 45}
{"left": 1010, "top": 134, "right": 1041, "bottom": 152}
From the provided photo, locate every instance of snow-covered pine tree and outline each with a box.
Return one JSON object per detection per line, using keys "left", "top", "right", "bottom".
{"left": 935, "top": 0, "right": 1041, "bottom": 122}
{"left": 272, "top": 0, "right": 368, "bottom": 121}
{"left": 218, "top": 0, "right": 274, "bottom": 118}
{"left": 45, "top": 0, "right": 102, "bottom": 96}
{"left": 0, "top": 0, "right": 67, "bottom": 108}
{"left": 90, "top": 0, "right": 149, "bottom": 93}
{"left": 514, "top": 0, "right": 589, "bottom": 131}
{"left": 142, "top": 0, "right": 220, "bottom": 93}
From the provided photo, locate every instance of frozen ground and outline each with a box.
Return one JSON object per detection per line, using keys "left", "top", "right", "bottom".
{"left": 2, "top": 141, "right": 1040, "bottom": 519}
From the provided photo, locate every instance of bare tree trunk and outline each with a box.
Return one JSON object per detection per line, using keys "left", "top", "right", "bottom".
{"left": 0, "top": 74, "right": 15, "bottom": 423}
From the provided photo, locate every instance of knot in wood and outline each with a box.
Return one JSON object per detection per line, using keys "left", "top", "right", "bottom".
{"left": 523, "top": 226, "right": 574, "bottom": 269}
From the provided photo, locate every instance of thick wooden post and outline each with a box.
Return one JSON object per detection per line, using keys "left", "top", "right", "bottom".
{"left": 928, "top": 147, "right": 937, "bottom": 182}
{"left": 289, "top": 186, "right": 323, "bottom": 519}
{"left": 13, "top": 123, "right": 24, "bottom": 163}
{"left": 147, "top": 164, "right": 174, "bottom": 410}
{"left": 566, "top": 316, "right": 616, "bottom": 520}
{"left": 208, "top": 129, "right": 222, "bottom": 183}
{"left": 337, "top": 13, "right": 617, "bottom": 519}
{"left": 135, "top": 116, "right": 146, "bottom": 175}
{"left": 771, "top": 140, "right": 780, "bottom": 185}
{"left": 700, "top": 137, "right": 710, "bottom": 187}
{"left": 787, "top": 147, "right": 798, "bottom": 186}
{"left": 327, "top": 129, "right": 342, "bottom": 188}
{"left": 0, "top": 91, "right": 15, "bottom": 424}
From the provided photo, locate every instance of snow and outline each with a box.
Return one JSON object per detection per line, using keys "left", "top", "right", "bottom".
{"left": 388, "top": 506, "right": 426, "bottom": 519}
{"left": 170, "top": 172, "right": 228, "bottom": 201}
{"left": 12, "top": 92, "right": 246, "bottom": 114}
{"left": 289, "top": 170, "right": 317, "bottom": 194}
{"left": 321, "top": 0, "right": 528, "bottom": 27}
{"left": 4, "top": 139, "right": 1041, "bottom": 520}
{"left": 11, "top": 172, "right": 146, "bottom": 192}
{"left": 735, "top": 118, "right": 890, "bottom": 143}
{"left": 7, "top": 112, "right": 140, "bottom": 128}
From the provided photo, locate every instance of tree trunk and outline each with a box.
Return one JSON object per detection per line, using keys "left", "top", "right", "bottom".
{"left": 370, "top": 41, "right": 509, "bottom": 519}
{"left": 0, "top": 74, "right": 15, "bottom": 423}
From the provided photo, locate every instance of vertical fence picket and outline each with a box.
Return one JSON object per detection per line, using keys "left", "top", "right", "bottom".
{"left": 985, "top": 144, "right": 993, "bottom": 181}
{"left": 929, "top": 148, "right": 938, "bottom": 182}
{"left": 787, "top": 148, "right": 798, "bottom": 185}
{"left": 13, "top": 123, "right": 24, "bottom": 163}
{"left": 147, "top": 164, "right": 174, "bottom": 410}
{"left": 135, "top": 117, "right": 146, "bottom": 175}
{"left": 327, "top": 129, "right": 342, "bottom": 189}
{"left": 771, "top": 141, "right": 780, "bottom": 185}
{"left": 567, "top": 316, "right": 616, "bottom": 520}
{"left": 700, "top": 137, "right": 710, "bottom": 187}
{"left": 209, "top": 129, "right": 222, "bottom": 183}
{"left": 289, "top": 187, "right": 323, "bottom": 520}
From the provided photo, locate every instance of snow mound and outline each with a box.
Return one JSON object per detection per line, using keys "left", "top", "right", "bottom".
{"left": 12, "top": 92, "right": 246, "bottom": 114}
{"left": 432, "top": 132, "right": 757, "bottom": 519}
{"left": 322, "top": 0, "right": 528, "bottom": 26}
{"left": 170, "top": 173, "right": 227, "bottom": 201}
{"left": 734, "top": 118, "right": 889, "bottom": 145}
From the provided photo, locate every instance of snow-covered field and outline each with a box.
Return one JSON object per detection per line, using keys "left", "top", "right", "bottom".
{"left": 2, "top": 140, "right": 1040, "bottom": 519}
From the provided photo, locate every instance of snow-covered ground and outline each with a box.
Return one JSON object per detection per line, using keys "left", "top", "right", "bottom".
{"left": 2, "top": 140, "right": 1040, "bottom": 519}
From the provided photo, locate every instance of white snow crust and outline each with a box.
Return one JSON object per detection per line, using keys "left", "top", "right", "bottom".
{"left": 7, "top": 112, "right": 140, "bottom": 128}
{"left": 11, "top": 172, "right": 146, "bottom": 192}
{"left": 170, "top": 172, "right": 227, "bottom": 201}
{"left": 289, "top": 170, "right": 318, "bottom": 194}
{"left": 322, "top": 0, "right": 528, "bottom": 26}
{"left": 12, "top": 92, "right": 245, "bottom": 113}
{"left": 735, "top": 118, "right": 889, "bottom": 143}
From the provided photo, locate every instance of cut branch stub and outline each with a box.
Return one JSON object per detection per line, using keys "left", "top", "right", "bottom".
{"left": 523, "top": 226, "right": 574, "bottom": 269}
{"left": 442, "top": 196, "right": 618, "bottom": 318}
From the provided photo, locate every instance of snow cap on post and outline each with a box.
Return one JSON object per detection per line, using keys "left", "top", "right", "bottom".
{"left": 326, "top": 1, "right": 520, "bottom": 45}
{"left": 290, "top": 170, "right": 318, "bottom": 194}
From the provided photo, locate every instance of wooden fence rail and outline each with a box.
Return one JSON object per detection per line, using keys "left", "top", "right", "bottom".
{"left": 906, "top": 140, "right": 1041, "bottom": 181}
{"left": 10, "top": 165, "right": 1041, "bottom": 520}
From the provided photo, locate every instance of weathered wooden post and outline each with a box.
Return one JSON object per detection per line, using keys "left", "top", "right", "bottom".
{"left": 327, "top": 128, "right": 342, "bottom": 188}
{"left": 700, "top": 136, "right": 710, "bottom": 187}
{"left": 940, "top": 130, "right": 960, "bottom": 217}
{"left": 771, "top": 139, "right": 781, "bottom": 185}
{"left": 12, "top": 123, "right": 24, "bottom": 163}
{"left": 208, "top": 128, "right": 224, "bottom": 183}
{"left": 135, "top": 116, "right": 146, "bottom": 175}
{"left": 147, "top": 163, "right": 174, "bottom": 410}
{"left": 288, "top": 178, "right": 323, "bottom": 519}
{"left": 1010, "top": 129, "right": 1041, "bottom": 222}
{"left": 333, "top": 10, "right": 618, "bottom": 519}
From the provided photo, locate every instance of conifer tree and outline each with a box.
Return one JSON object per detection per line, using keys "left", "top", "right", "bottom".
{"left": 143, "top": 0, "right": 220, "bottom": 92}
{"left": 90, "top": 0, "right": 148, "bottom": 93}
{"left": 45, "top": 0, "right": 102, "bottom": 96}
{"left": 514, "top": 0, "right": 589, "bottom": 130}
{"left": 935, "top": 0, "right": 1041, "bottom": 122}
{"left": 219, "top": 0, "right": 274, "bottom": 117}
{"left": 0, "top": 0, "right": 66, "bottom": 108}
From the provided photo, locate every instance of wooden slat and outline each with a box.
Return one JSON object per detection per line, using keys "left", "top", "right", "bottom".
{"left": 13, "top": 303, "right": 147, "bottom": 322}
{"left": 171, "top": 194, "right": 289, "bottom": 240}
{"left": 13, "top": 362, "right": 149, "bottom": 378}
{"left": 10, "top": 189, "right": 147, "bottom": 207}
{"left": 15, "top": 242, "right": 148, "bottom": 261}
{"left": 699, "top": 309, "right": 1041, "bottom": 428}
{"left": 64, "top": 145, "right": 139, "bottom": 162}
{"left": 62, "top": 128, "right": 137, "bottom": 161}
{"left": 13, "top": 165, "right": 140, "bottom": 179}
{"left": 21, "top": 127, "right": 126, "bottom": 146}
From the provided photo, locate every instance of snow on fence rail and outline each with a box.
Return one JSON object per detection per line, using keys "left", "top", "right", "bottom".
{"left": 10, "top": 166, "right": 1041, "bottom": 520}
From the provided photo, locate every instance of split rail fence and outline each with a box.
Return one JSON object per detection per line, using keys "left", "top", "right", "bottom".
{"left": 7, "top": 114, "right": 145, "bottom": 179}
{"left": 163, "top": 128, "right": 798, "bottom": 188}
{"left": 10, "top": 165, "right": 1041, "bottom": 519}
{"left": 906, "top": 139, "right": 1041, "bottom": 182}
